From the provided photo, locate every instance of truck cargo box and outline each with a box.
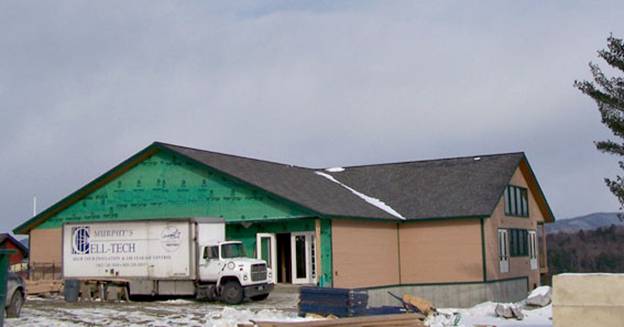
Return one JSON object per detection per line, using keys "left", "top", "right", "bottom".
{"left": 62, "top": 218, "right": 223, "bottom": 280}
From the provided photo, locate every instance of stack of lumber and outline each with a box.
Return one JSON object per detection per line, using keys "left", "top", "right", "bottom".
{"left": 246, "top": 313, "right": 426, "bottom": 327}
{"left": 26, "top": 279, "right": 63, "bottom": 295}
{"left": 299, "top": 287, "right": 407, "bottom": 317}
{"left": 299, "top": 287, "right": 369, "bottom": 317}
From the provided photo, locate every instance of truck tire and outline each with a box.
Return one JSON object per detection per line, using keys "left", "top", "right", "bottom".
{"left": 221, "top": 281, "right": 243, "bottom": 305}
{"left": 6, "top": 290, "right": 24, "bottom": 318}
{"left": 250, "top": 293, "right": 269, "bottom": 301}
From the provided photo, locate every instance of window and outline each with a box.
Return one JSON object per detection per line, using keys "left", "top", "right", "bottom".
{"left": 204, "top": 246, "right": 219, "bottom": 260}
{"left": 504, "top": 185, "right": 529, "bottom": 217}
{"left": 498, "top": 229, "right": 509, "bottom": 273}
{"left": 509, "top": 229, "right": 529, "bottom": 257}
{"left": 221, "top": 243, "right": 247, "bottom": 258}
{"left": 529, "top": 230, "right": 538, "bottom": 270}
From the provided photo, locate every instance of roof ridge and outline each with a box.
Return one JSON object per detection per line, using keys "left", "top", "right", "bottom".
{"left": 154, "top": 141, "right": 313, "bottom": 170}
{"left": 322, "top": 151, "right": 526, "bottom": 170}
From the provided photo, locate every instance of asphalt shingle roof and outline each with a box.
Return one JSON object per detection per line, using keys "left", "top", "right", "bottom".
{"left": 159, "top": 143, "right": 525, "bottom": 221}
{"left": 14, "top": 142, "right": 549, "bottom": 234}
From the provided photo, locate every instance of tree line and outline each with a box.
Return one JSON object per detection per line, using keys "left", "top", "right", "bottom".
{"left": 547, "top": 225, "right": 624, "bottom": 274}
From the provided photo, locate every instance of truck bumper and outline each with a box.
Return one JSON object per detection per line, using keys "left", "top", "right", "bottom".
{"left": 243, "top": 283, "right": 273, "bottom": 298}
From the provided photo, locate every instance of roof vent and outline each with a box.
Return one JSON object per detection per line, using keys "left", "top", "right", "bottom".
{"left": 473, "top": 157, "right": 481, "bottom": 161}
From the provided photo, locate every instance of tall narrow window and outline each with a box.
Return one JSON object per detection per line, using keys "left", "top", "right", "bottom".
{"left": 504, "top": 185, "right": 529, "bottom": 217}
{"left": 529, "top": 230, "right": 538, "bottom": 270}
{"left": 498, "top": 229, "right": 509, "bottom": 273}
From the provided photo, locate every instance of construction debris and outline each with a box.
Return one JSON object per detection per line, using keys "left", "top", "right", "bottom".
{"left": 494, "top": 303, "right": 524, "bottom": 320}
{"left": 526, "top": 286, "right": 552, "bottom": 307}
{"left": 249, "top": 313, "right": 426, "bottom": 327}
{"left": 25, "top": 279, "right": 63, "bottom": 295}
{"left": 402, "top": 294, "right": 436, "bottom": 316}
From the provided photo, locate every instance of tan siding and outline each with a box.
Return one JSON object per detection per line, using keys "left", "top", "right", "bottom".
{"left": 399, "top": 220, "right": 483, "bottom": 283}
{"left": 29, "top": 228, "right": 62, "bottom": 266}
{"left": 332, "top": 220, "right": 400, "bottom": 288}
{"left": 485, "top": 165, "right": 543, "bottom": 289}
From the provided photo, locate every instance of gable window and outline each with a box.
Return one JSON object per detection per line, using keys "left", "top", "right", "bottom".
{"left": 509, "top": 229, "right": 529, "bottom": 257}
{"left": 504, "top": 185, "right": 529, "bottom": 217}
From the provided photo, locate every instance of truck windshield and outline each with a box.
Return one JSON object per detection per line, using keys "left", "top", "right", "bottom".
{"left": 221, "top": 243, "right": 247, "bottom": 258}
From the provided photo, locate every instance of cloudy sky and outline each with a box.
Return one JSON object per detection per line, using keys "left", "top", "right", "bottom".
{"left": 2, "top": 1, "right": 624, "bottom": 233}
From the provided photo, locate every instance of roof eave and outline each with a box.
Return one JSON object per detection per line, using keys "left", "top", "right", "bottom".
{"left": 12, "top": 143, "right": 161, "bottom": 234}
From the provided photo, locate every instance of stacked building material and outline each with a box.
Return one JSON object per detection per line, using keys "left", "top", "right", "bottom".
{"left": 247, "top": 313, "right": 425, "bottom": 327}
{"left": 299, "top": 287, "right": 409, "bottom": 318}
{"left": 299, "top": 287, "right": 368, "bottom": 317}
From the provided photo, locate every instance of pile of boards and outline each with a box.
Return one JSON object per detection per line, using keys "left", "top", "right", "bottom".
{"left": 243, "top": 313, "right": 425, "bottom": 327}
{"left": 26, "top": 279, "right": 63, "bottom": 295}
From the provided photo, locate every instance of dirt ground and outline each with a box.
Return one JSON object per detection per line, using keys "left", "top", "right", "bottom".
{"left": 5, "top": 290, "right": 305, "bottom": 327}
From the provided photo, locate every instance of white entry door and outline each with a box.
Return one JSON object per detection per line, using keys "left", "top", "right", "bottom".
{"left": 256, "top": 233, "right": 277, "bottom": 283}
{"left": 498, "top": 229, "right": 509, "bottom": 273}
{"left": 529, "top": 231, "right": 538, "bottom": 270}
{"left": 291, "top": 232, "right": 316, "bottom": 284}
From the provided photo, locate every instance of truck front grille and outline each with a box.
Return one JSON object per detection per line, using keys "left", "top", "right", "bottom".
{"left": 251, "top": 263, "right": 267, "bottom": 282}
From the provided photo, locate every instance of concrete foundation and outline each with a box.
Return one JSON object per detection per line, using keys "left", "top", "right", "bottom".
{"left": 553, "top": 273, "right": 624, "bottom": 327}
{"left": 365, "top": 277, "right": 528, "bottom": 308}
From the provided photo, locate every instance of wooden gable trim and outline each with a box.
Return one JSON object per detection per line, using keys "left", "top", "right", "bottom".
{"left": 518, "top": 158, "right": 555, "bottom": 222}
{"left": 486, "top": 155, "right": 554, "bottom": 223}
{"left": 13, "top": 143, "right": 321, "bottom": 234}
{"left": 13, "top": 145, "right": 159, "bottom": 234}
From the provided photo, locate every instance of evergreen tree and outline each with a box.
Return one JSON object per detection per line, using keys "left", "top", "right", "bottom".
{"left": 575, "top": 35, "right": 624, "bottom": 219}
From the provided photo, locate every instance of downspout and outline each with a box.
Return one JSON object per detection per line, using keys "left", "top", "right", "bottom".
{"left": 481, "top": 218, "right": 487, "bottom": 282}
{"left": 397, "top": 222, "right": 402, "bottom": 285}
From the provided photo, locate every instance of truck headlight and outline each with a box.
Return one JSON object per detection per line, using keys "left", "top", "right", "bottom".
{"left": 227, "top": 261, "right": 235, "bottom": 270}
{"left": 243, "top": 275, "right": 248, "bottom": 281}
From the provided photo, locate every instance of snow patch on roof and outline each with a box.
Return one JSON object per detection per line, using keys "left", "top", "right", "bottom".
{"left": 325, "top": 167, "right": 345, "bottom": 172}
{"left": 315, "top": 171, "right": 405, "bottom": 220}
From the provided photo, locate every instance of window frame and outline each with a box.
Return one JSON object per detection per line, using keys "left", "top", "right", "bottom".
{"left": 203, "top": 246, "right": 219, "bottom": 260}
{"left": 508, "top": 228, "right": 529, "bottom": 257}
{"left": 504, "top": 185, "right": 530, "bottom": 217}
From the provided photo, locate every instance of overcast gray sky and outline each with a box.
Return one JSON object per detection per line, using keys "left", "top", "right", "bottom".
{"left": 2, "top": 1, "right": 624, "bottom": 233}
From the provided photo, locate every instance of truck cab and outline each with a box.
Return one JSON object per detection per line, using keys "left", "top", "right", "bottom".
{"left": 198, "top": 241, "right": 273, "bottom": 304}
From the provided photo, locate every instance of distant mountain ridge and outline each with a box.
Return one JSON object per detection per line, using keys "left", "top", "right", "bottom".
{"left": 546, "top": 212, "right": 623, "bottom": 234}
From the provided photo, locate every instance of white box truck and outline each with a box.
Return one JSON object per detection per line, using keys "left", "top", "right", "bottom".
{"left": 62, "top": 218, "right": 273, "bottom": 304}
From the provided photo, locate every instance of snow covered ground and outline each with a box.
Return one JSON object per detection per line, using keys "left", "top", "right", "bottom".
{"left": 426, "top": 302, "right": 552, "bottom": 327}
{"left": 6, "top": 292, "right": 312, "bottom": 327}
{"left": 6, "top": 291, "right": 553, "bottom": 326}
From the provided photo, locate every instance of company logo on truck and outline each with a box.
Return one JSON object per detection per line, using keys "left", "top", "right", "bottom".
{"left": 160, "top": 226, "right": 182, "bottom": 252}
{"left": 72, "top": 226, "right": 91, "bottom": 254}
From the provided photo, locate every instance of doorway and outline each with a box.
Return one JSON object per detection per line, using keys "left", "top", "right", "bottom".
{"left": 256, "top": 232, "right": 317, "bottom": 285}
{"left": 291, "top": 232, "right": 316, "bottom": 284}
{"left": 276, "top": 233, "right": 292, "bottom": 283}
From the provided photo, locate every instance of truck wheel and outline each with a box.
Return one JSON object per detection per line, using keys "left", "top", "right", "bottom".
{"left": 250, "top": 293, "right": 269, "bottom": 301}
{"left": 6, "top": 290, "right": 24, "bottom": 318}
{"left": 221, "top": 281, "right": 243, "bottom": 305}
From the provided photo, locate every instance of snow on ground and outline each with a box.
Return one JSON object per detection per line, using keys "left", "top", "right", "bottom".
{"left": 6, "top": 292, "right": 312, "bottom": 327}
{"left": 315, "top": 171, "right": 405, "bottom": 219}
{"left": 8, "top": 291, "right": 554, "bottom": 327}
{"left": 427, "top": 302, "right": 552, "bottom": 327}
{"left": 324, "top": 167, "right": 345, "bottom": 172}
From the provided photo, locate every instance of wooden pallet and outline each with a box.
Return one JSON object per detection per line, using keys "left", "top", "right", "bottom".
{"left": 245, "top": 313, "right": 426, "bottom": 327}
{"left": 26, "top": 279, "right": 63, "bottom": 295}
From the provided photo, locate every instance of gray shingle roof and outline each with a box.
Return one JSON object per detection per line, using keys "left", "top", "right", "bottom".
{"left": 158, "top": 143, "right": 399, "bottom": 220}
{"left": 159, "top": 142, "right": 526, "bottom": 221}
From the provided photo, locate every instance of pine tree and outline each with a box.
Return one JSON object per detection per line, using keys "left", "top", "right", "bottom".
{"left": 575, "top": 35, "right": 624, "bottom": 219}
